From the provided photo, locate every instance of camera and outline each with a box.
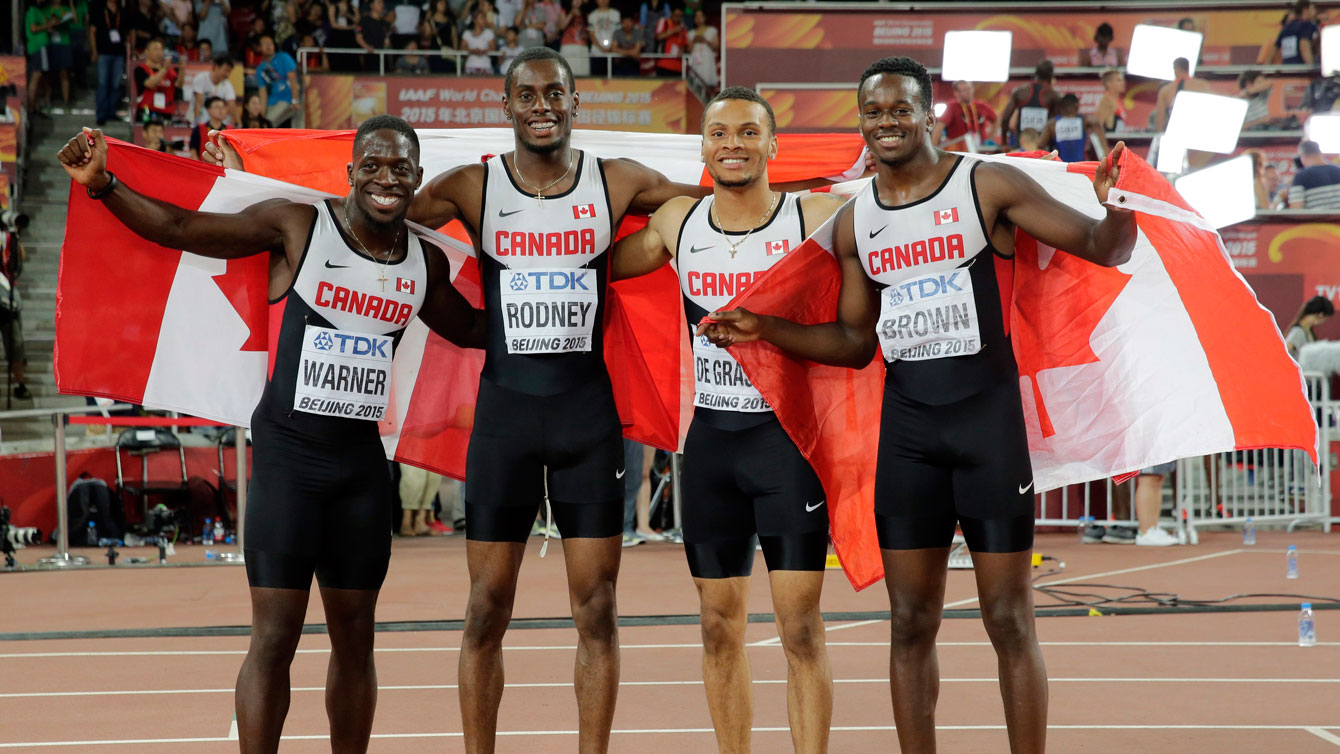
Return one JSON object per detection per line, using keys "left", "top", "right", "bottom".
{"left": 0, "top": 210, "right": 28, "bottom": 233}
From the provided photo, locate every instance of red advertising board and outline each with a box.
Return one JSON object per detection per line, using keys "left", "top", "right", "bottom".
{"left": 1226, "top": 222, "right": 1340, "bottom": 341}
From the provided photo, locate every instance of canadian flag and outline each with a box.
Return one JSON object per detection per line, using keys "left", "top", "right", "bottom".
{"left": 764, "top": 239, "right": 789, "bottom": 256}
{"left": 573, "top": 203, "right": 596, "bottom": 219}
{"left": 933, "top": 207, "right": 959, "bottom": 225}
{"left": 396, "top": 277, "right": 415, "bottom": 294}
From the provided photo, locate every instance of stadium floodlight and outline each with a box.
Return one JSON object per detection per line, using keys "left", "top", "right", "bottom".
{"left": 1155, "top": 136, "right": 1188, "bottom": 174}
{"left": 941, "top": 31, "right": 1012, "bottom": 82}
{"left": 1323, "top": 25, "right": 1340, "bottom": 76}
{"left": 1174, "top": 155, "right": 1256, "bottom": 229}
{"left": 1305, "top": 114, "right": 1340, "bottom": 153}
{"left": 1164, "top": 91, "right": 1249, "bottom": 153}
{"left": 1127, "top": 24, "right": 1203, "bottom": 80}
{"left": 933, "top": 102, "right": 947, "bottom": 117}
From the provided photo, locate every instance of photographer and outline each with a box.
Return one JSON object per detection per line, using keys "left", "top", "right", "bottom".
{"left": 0, "top": 211, "right": 31, "bottom": 402}
{"left": 132, "top": 37, "right": 181, "bottom": 123}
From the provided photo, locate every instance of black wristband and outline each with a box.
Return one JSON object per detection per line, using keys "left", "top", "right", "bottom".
{"left": 87, "top": 172, "right": 118, "bottom": 200}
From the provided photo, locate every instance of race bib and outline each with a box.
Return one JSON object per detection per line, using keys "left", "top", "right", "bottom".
{"left": 1019, "top": 106, "right": 1048, "bottom": 133}
{"left": 500, "top": 267, "right": 598, "bottom": 354}
{"left": 108, "top": 29, "right": 121, "bottom": 43}
{"left": 1282, "top": 36, "right": 1298, "bottom": 60}
{"left": 691, "top": 329, "right": 770, "bottom": 412}
{"left": 1055, "top": 116, "right": 1084, "bottom": 142}
{"left": 292, "top": 325, "right": 392, "bottom": 420}
{"left": 51, "top": 32, "right": 63, "bottom": 43}
{"left": 152, "top": 91, "right": 166, "bottom": 110}
{"left": 876, "top": 266, "right": 981, "bottom": 362}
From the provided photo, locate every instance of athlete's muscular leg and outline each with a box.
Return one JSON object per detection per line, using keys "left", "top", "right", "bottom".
{"left": 694, "top": 576, "right": 753, "bottom": 753}
{"left": 460, "top": 540, "right": 527, "bottom": 754}
{"left": 235, "top": 587, "right": 309, "bottom": 754}
{"left": 319, "top": 587, "right": 380, "bottom": 754}
{"left": 768, "top": 570, "right": 832, "bottom": 754}
{"left": 970, "top": 550, "right": 1047, "bottom": 754}
{"left": 882, "top": 547, "right": 952, "bottom": 754}
{"left": 561, "top": 535, "right": 623, "bottom": 754}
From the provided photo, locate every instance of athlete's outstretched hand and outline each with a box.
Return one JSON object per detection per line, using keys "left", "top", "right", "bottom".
{"left": 698, "top": 308, "right": 764, "bottom": 348}
{"left": 1094, "top": 141, "right": 1125, "bottom": 204}
{"left": 57, "top": 127, "right": 109, "bottom": 187}
{"left": 202, "top": 130, "right": 244, "bottom": 170}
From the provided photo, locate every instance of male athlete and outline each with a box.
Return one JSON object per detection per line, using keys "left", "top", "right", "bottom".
{"left": 406, "top": 48, "right": 707, "bottom": 754}
{"left": 610, "top": 87, "right": 845, "bottom": 753}
{"left": 999, "top": 60, "right": 1058, "bottom": 149}
{"left": 59, "top": 117, "right": 483, "bottom": 754}
{"left": 703, "top": 57, "right": 1136, "bottom": 754}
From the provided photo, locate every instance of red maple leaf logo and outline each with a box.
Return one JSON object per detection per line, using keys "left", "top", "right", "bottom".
{"left": 211, "top": 255, "right": 269, "bottom": 352}
{"left": 1011, "top": 232, "right": 1131, "bottom": 438}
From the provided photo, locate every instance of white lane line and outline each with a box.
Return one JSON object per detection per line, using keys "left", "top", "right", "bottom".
{"left": 1306, "top": 727, "right": 1340, "bottom": 746}
{"left": 11, "top": 676, "right": 1340, "bottom": 698}
{"left": 750, "top": 616, "right": 888, "bottom": 646}
{"left": 1035, "top": 548, "right": 1244, "bottom": 587}
{"left": 6, "top": 724, "right": 1340, "bottom": 747}
{"left": 226, "top": 718, "right": 237, "bottom": 741}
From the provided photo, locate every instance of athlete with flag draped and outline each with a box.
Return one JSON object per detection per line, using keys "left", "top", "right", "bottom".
{"left": 58, "top": 117, "right": 484, "bottom": 754}
{"left": 703, "top": 56, "right": 1138, "bottom": 754}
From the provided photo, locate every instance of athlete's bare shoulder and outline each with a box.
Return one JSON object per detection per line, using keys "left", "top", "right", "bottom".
{"left": 424, "top": 161, "right": 487, "bottom": 197}
{"left": 411, "top": 162, "right": 487, "bottom": 229}
{"left": 798, "top": 191, "right": 848, "bottom": 228}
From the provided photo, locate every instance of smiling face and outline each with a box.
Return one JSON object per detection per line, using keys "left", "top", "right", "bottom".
{"left": 505, "top": 59, "right": 578, "bottom": 155}
{"left": 859, "top": 72, "right": 934, "bottom": 166}
{"left": 701, "top": 98, "right": 776, "bottom": 188}
{"left": 345, "top": 129, "right": 424, "bottom": 228}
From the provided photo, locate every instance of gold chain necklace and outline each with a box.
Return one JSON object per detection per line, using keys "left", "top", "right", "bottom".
{"left": 511, "top": 151, "right": 576, "bottom": 205}
{"left": 712, "top": 191, "right": 779, "bottom": 259}
{"left": 343, "top": 199, "right": 403, "bottom": 293}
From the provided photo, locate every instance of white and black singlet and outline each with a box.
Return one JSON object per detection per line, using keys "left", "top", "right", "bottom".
{"left": 247, "top": 200, "right": 429, "bottom": 590}
{"left": 677, "top": 193, "right": 828, "bottom": 578}
{"left": 854, "top": 156, "right": 1036, "bottom": 554}
{"left": 464, "top": 151, "right": 625, "bottom": 542}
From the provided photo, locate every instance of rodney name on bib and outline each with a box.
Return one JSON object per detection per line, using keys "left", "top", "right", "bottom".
{"left": 294, "top": 325, "right": 393, "bottom": 420}
{"left": 500, "top": 267, "right": 599, "bottom": 354}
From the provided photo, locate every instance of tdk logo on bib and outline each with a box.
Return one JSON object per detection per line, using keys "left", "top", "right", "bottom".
{"left": 505, "top": 270, "right": 592, "bottom": 293}
{"left": 310, "top": 331, "right": 390, "bottom": 358}
{"left": 886, "top": 270, "right": 966, "bottom": 304}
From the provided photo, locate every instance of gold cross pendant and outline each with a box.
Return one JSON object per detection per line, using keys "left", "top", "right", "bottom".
{"left": 728, "top": 246, "right": 738, "bottom": 259}
{"left": 536, "top": 191, "right": 544, "bottom": 206}
{"left": 378, "top": 269, "right": 388, "bottom": 292}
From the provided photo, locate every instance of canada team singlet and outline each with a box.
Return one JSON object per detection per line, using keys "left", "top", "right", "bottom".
{"left": 254, "top": 200, "right": 429, "bottom": 439}
{"left": 852, "top": 156, "right": 1017, "bottom": 404}
{"left": 677, "top": 193, "right": 804, "bottom": 429}
{"left": 478, "top": 150, "right": 614, "bottom": 395}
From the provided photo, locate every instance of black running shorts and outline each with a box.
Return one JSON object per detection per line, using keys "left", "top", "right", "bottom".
{"left": 681, "top": 415, "right": 830, "bottom": 578}
{"left": 464, "top": 376, "right": 625, "bottom": 542}
{"left": 875, "top": 378, "right": 1036, "bottom": 553}
{"left": 243, "top": 415, "right": 392, "bottom": 591}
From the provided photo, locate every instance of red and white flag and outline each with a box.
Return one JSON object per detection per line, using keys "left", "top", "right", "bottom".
{"left": 933, "top": 207, "right": 959, "bottom": 225}
{"left": 573, "top": 203, "right": 596, "bottom": 219}
{"left": 396, "top": 277, "right": 415, "bottom": 294}
{"left": 764, "top": 239, "right": 789, "bottom": 256}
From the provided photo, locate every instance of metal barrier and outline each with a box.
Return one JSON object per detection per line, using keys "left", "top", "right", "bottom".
{"left": 297, "top": 46, "right": 689, "bottom": 80}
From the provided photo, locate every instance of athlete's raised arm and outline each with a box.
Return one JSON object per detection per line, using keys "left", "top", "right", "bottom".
{"left": 978, "top": 142, "right": 1136, "bottom": 268}
{"left": 409, "top": 163, "right": 487, "bottom": 232}
{"left": 609, "top": 196, "right": 695, "bottom": 281}
{"left": 417, "top": 242, "right": 486, "bottom": 348}
{"left": 59, "top": 127, "right": 308, "bottom": 261}
{"left": 700, "top": 202, "right": 879, "bottom": 368}
{"left": 605, "top": 158, "right": 710, "bottom": 216}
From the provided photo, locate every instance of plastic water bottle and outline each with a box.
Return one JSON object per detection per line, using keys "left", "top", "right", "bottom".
{"left": 203, "top": 518, "right": 215, "bottom": 546}
{"left": 86, "top": 520, "right": 98, "bottom": 546}
{"left": 1077, "top": 515, "right": 1091, "bottom": 543}
{"left": 1287, "top": 545, "right": 1299, "bottom": 579}
{"left": 213, "top": 519, "right": 225, "bottom": 544}
{"left": 1243, "top": 517, "right": 1256, "bottom": 546}
{"left": 1299, "top": 603, "right": 1316, "bottom": 647}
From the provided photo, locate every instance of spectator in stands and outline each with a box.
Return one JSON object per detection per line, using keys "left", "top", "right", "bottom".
{"left": 244, "top": 16, "right": 268, "bottom": 56}
{"left": 1244, "top": 149, "right": 1272, "bottom": 208}
{"left": 1299, "top": 70, "right": 1340, "bottom": 117}
{"left": 398, "top": 463, "right": 445, "bottom": 536}
{"left": 390, "top": 0, "right": 420, "bottom": 46}
{"left": 241, "top": 91, "right": 273, "bottom": 128}
{"left": 559, "top": 0, "right": 589, "bottom": 75}
{"left": 274, "top": 2, "right": 298, "bottom": 49}
{"left": 159, "top": 0, "right": 191, "bottom": 42}
{"left": 176, "top": 22, "right": 204, "bottom": 61}
{"left": 536, "top": 0, "right": 562, "bottom": 47}
{"left": 587, "top": 0, "right": 619, "bottom": 60}
{"left": 91, "top": 0, "right": 129, "bottom": 125}
{"left": 1237, "top": 70, "right": 1275, "bottom": 131}
{"left": 395, "top": 36, "right": 429, "bottom": 74}
{"left": 1043, "top": 93, "right": 1108, "bottom": 162}
{"left": 296, "top": 32, "right": 330, "bottom": 72}
{"left": 1288, "top": 139, "right": 1340, "bottom": 209}
{"left": 461, "top": 10, "right": 496, "bottom": 73}
{"left": 300, "top": 2, "right": 332, "bottom": 47}
{"left": 194, "top": 0, "right": 228, "bottom": 55}
{"left": 257, "top": 34, "right": 300, "bottom": 126}
{"left": 189, "top": 53, "right": 236, "bottom": 124}
{"left": 356, "top": 0, "right": 392, "bottom": 70}
{"left": 1131, "top": 464, "right": 1178, "bottom": 546}
{"left": 932, "top": 80, "right": 997, "bottom": 151}
{"left": 26, "top": 0, "right": 54, "bottom": 116}
{"left": 1268, "top": 0, "right": 1319, "bottom": 65}
{"left": 1155, "top": 57, "right": 1211, "bottom": 132}
{"left": 640, "top": 0, "right": 668, "bottom": 52}
{"left": 608, "top": 15, "right": 641, "bottom": 76}
{"left": 686, "top": 8, "right": 718, "bottom": 88}
{"left": 424, "top": 0, "right": 459, "bottom": 49}
{"left": 654, "top": 6, "right": 686, "bottom": 77}
{"left": 1085, "top": 22, "right": 1120, "bottom": 67}
{"left": 1285, "top": 295, "right": 1335, "bottom": 359}
{"left": 458, "top": 0, "right": 495, "bottom": 33}
{"left": 133, "top": 37, "right": 180, "bottom": 122}
{"left": 517, "top": 0, "right": 547, "bottom": 48}
{"left": 1263, "top": 162, "right": 1286, "bottom": 207}
{"left": 129, "top": 0, "right": 160, "bottom": 52}
{"left": 683, "top": 0, "right": 700, "bottom": 28}
{"left": 328, "top": 0, "right": 361, "bottom": 51}
{"left": 498, "top": 26, "right": 524, "bottom": 71}
{"left": 1093, "top": 69, "right": 1126, "bottom": 132}
{"left": 141, "top": 118, "right": 170, "bottom": 151}
{"left": 1177, "top": 17, "right": 1197, "bottom": 32}
{"left": 1017, "top": 127, "right": 1043, "bottom": 152}
{"left": 68, "top": 0, "right": 91, "bottom": 88}
{"left": 0, "top": 213, "right": 30, "bottom": 402}
{"left": 999, "top": 60, "right": 1057, "bottom": 147}
{"left": 45, "top": 0, "right": 77, "bottom": 111}
{"left": 196, "top": 37, "right": 212, "bottom": 62}
{"left": 189, "top": 96, "right": 228, "bottom": 159}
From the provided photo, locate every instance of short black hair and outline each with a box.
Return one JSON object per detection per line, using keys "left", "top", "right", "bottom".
{"left": 858, "top": 56, "right": 933, "bottom": 112}
{"left": 204, "top": 96, "right": 225, "bottom": 109}
{"left": 1173, "top": 56, "right": 1190, "bottom": 72}
{"left": 354, "top": 115, "right": 420, "bottom": 160}
{"left": 145, "top": 119, "right": 165, "bottom": 129}
{"left": 1059, "top": 93, "right": 1080, "bottom": 108}
{"left": 504, "top": 47, "right": 575, "bottom": 97}
{"left": 1095, "top": 22, "right": 1114, "bottom": 40}
{"left": 212, "top": 53, "right": 234, "bottom": 68}
{"left": 702, "top": 86, "right": 777, "bottom": 135}
{"left": 1238, "top": 69, "right": 1261, "bottom": 88}
{"left": 1034, "top": 60, "right": 1054, "bottom": 81}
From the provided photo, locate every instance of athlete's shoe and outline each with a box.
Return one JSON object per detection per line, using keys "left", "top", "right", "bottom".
{"left": 635, "top": 529, "right": 665, "bottom": 543}
{"left": 428, "top": 520, "right": 452, "bottom": 535}
{"left": 1081, "top": 524, "right": 1107, "bottom": 544}
{"left": 12, "top": 384, "right": 31, "bottom": 400}
{"left": 1102, "top": 526, "right": 1137, "bottom": 544}
{"left": 1135, "top": 527, "right": 1179, "bottom": 547}
{"left": 621, "top": 533, "right": 644, "bottom": 548}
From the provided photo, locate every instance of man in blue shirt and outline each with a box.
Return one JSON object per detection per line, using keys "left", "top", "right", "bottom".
{"left": 257, "top": 34, "right": 301, "bottom": 127}
{"left": 1273, "top": 0, "right": 1319, "bottom": 65}
{"left": 1287, "top": 140, "right": 1340, "bottom": 209}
